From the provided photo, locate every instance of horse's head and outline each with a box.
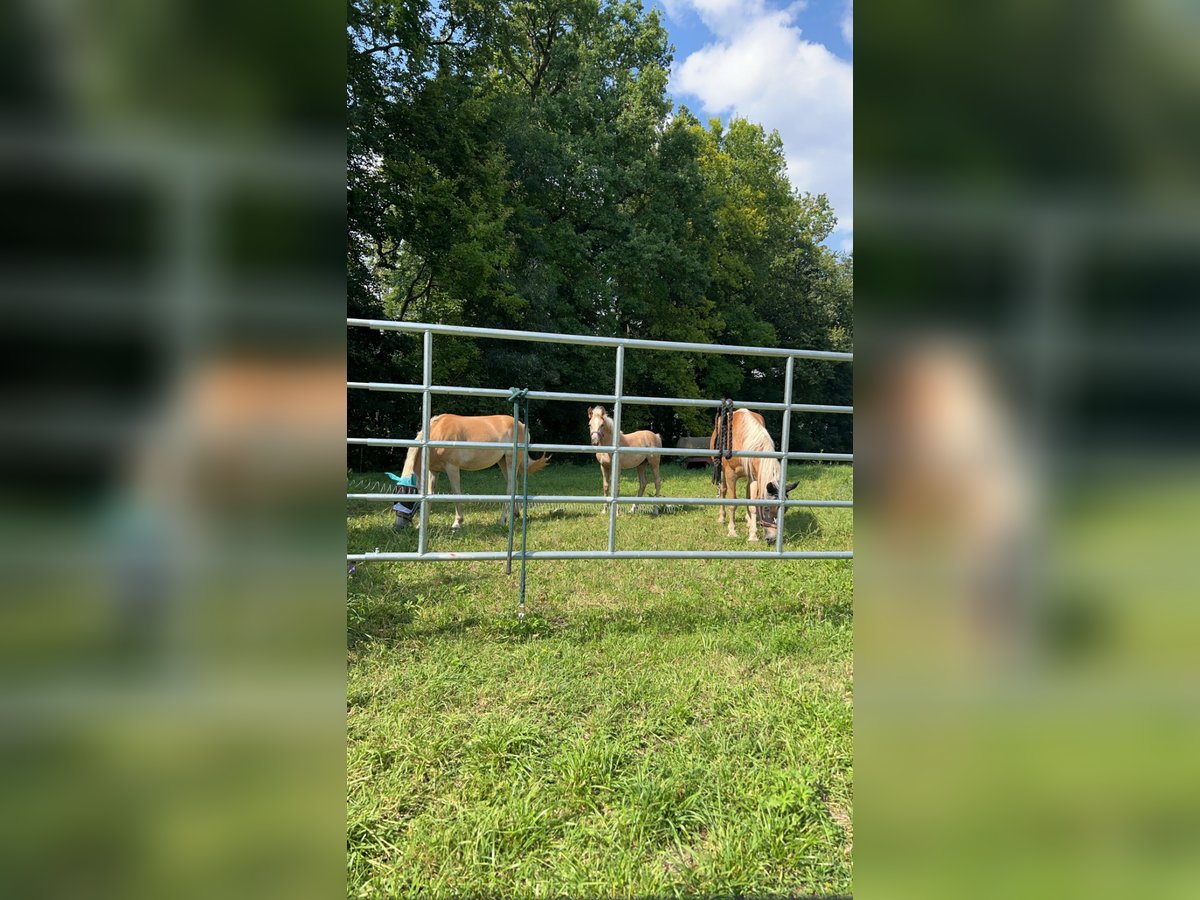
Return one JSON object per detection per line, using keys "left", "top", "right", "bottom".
{"left": 587, "top": 406, "right": 608, "bottom": 446}
{"left": 389, "top": 473, "right": 420, "bottom": 529}
{"left": 758, "top": 479, "right": 799, "bottom": 542}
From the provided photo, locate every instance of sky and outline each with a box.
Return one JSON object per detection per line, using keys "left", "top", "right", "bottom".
{"left": 652, "top": 0, "right": 853, "bottom": 252}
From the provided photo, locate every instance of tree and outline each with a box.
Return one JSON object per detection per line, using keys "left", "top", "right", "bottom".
{"left": 347, "top": 0, "right": 853, "bottom": 466}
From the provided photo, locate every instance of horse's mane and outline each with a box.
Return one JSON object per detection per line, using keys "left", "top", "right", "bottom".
{"left": 738, "top": 410, "right": 780, "bottom": 491}
{"left": 757, "top": 456, "right": 782, "bottom": 493}
{"left": 738, "top": 410, "right": 775, "bottom": 452}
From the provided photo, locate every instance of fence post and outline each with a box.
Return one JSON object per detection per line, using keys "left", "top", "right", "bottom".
{"left": 417, "top": 330, "right": 433, "bottom": 556}
{"left": 775, "top": 355, "right": 795, "bottom": 554}
{"left": 347, "top": 320, "right": 854, "bottom": 564}
{"left": 607, "top": 344, "right": 625, "bottom": 553}
{"left": 506, "top": 389, "right": 521, "bottom": 575}
{"left": 518, "top": 397, "right": 531, "bottom": 620}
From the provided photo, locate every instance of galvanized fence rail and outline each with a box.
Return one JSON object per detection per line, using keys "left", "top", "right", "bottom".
{"left": 347, "top": 319, "right": 853, "bottom": 563}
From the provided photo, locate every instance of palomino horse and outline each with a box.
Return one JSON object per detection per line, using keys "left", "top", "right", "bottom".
{"left": 586, "top": 406, "right": 662, "bottom": 513}
{"left": 394, "top": 414, "right": 550, "bottom": 530}
{"left": 709, "top": 407, "right": 798, "bottom": 542}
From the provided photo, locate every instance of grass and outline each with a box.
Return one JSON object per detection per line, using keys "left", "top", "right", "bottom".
{"left": 347, "top": 463, "right": 853, "bottom": 898}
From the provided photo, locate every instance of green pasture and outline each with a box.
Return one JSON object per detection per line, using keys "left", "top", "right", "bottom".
{"left": 347, "top": 464, "right": 853, "bottom": 898}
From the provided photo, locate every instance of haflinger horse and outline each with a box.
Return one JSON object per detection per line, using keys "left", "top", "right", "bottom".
{"left": 586, "top": 406, "right": 662, "bottom": 514}
{"left": 393, "top": 414, "right": 550, "bottom": 530}
{"left": 710, "top": 407, "right": 798, "bottom": 542}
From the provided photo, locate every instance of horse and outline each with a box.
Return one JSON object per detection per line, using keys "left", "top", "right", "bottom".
{"left": 866, "top": 340, "right": 1032, "bottom": 650}
{"left": 393, "top": 414, "right": 551, "bottom": 530}
{"left": 709, "top": 407, "right": 798, "bottom": 542}
{"left": 586, "top": 406, "right": 662, "bottom": 514}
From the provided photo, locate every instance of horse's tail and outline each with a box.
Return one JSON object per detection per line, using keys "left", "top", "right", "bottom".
{"left": 525, "top": 454, "right": 552, "bottom": 475}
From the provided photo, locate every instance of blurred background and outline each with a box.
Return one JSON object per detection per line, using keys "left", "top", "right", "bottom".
{"left": 857, "top": 1, "right": 1200, "bottom": 897}
{"left": 7, "top": 0, "right": 1200, "bottom": 896}
{"left": 0, "top": 1, "right": 345, "bottom": 898}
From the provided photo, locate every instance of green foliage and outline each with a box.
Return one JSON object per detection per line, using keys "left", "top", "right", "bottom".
{"left": 348, "top": 0, "right": 852, "bottom": 464}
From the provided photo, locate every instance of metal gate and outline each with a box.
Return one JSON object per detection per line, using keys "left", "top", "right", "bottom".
{"left": 347, "top": 319, "right": 853, "bottom": 563}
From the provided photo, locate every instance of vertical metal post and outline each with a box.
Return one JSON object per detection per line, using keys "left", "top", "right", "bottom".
{"left": 607, "top": 344, "right": 625, "bottom": 553}
{"left": 518, "top": 402, "right": 531, "bottom": 620}
{"left": 1017, "top": 212, "right": 1068, "bottom": 661}
{"left": 417, "top": 330, "right": 433, "bottom": 556}
{"left": 506, "top": 391, "right": 520, "bottom": 575}
{"left": 169, "top": 167, "right": 211, "bottom": 383}
{"left": 775, "top": 355, "right": 795, "bottom": 553}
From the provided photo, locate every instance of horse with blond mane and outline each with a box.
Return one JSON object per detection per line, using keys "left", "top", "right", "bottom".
{"left": 393, "top": 414, "right": 550, "bottom": 530}
{"left": 709, "top": 407, "right": 797, "bottom": 542}
{"left": 586, "top": 406, "right": 662, "bottom": 514}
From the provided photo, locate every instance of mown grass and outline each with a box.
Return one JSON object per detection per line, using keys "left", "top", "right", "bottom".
{"left": 347, "top": 464, "right": 853, "bottom": 898}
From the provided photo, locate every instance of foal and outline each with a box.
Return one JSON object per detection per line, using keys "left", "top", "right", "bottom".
{"left": 586, "top": 406, "right": 662, "bottom": 514}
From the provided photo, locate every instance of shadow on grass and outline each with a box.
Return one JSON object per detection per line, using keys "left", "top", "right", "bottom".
{"left": 358, "top": 579, "right": 852, "bottom": 649}
{"left": 351, "top": 506, "right": 696, "bottom": 549}
{"left": 546, "top": 604, "right": 780, "bottom": 644}
{"left": 680, "top": 509, "right": 821, "bottom": 538}
{"left": 529, "top": 505, "right": 604, "bottom": 522}
{"left": 635, "top": 501, "right": 700, "bottom": 518}
{"left": 784, "top": 510, "right": 822, "bottom": 538}
{"left": 347, "top": 568, "right": 487, "bottom": 649}
{"left": 352, "top": 516, "right": 527, "bottom": 549}
{"left": 477, "top": 587, "right": 851, "bottom": 645}
{"left": 397, "top": 613, "right": 485, "bottom": 641}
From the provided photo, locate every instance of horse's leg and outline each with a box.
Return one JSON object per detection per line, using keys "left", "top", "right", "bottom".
{"left": 632, "top": 462, "right": 647, "bottom": 513}
{"left": 746, "top": 478, "right": 759, "bottom": 542}
{"left": 499, "top": 454, "right": 514, "bottom": 527}
{"left": 726, "top": 469, "right": 740, "bottom": 538}
{"left": 446, "top": 465, "right": 464, "bottom": 530}
{"left": 598, "top": 459, "right": 610, "bottom": 516}
{"left": 608, "top": 459, "right": 620, "bottom": 516}
{"left": 425, "top": 470, "right": 438, "bottom": 526}
{"left": 650, "top": 455, "right": 662, "bottom": 514}
{"left": 716, "top": 467, "right": 726, "bottom": 524}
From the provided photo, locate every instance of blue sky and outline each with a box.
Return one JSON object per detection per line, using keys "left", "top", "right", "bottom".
{"left": 651, "top": 0, "right": 853, "bottom": 251}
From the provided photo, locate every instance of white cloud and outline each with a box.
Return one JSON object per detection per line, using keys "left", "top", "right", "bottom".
{"left": 841, "top": 1, "right": 853, "bottom": 46}
{"left": 663, "top": 0, "right": 768, "bottom": 35}
{"left": 668, "top": 2, "right": 853, "bottom": 243}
